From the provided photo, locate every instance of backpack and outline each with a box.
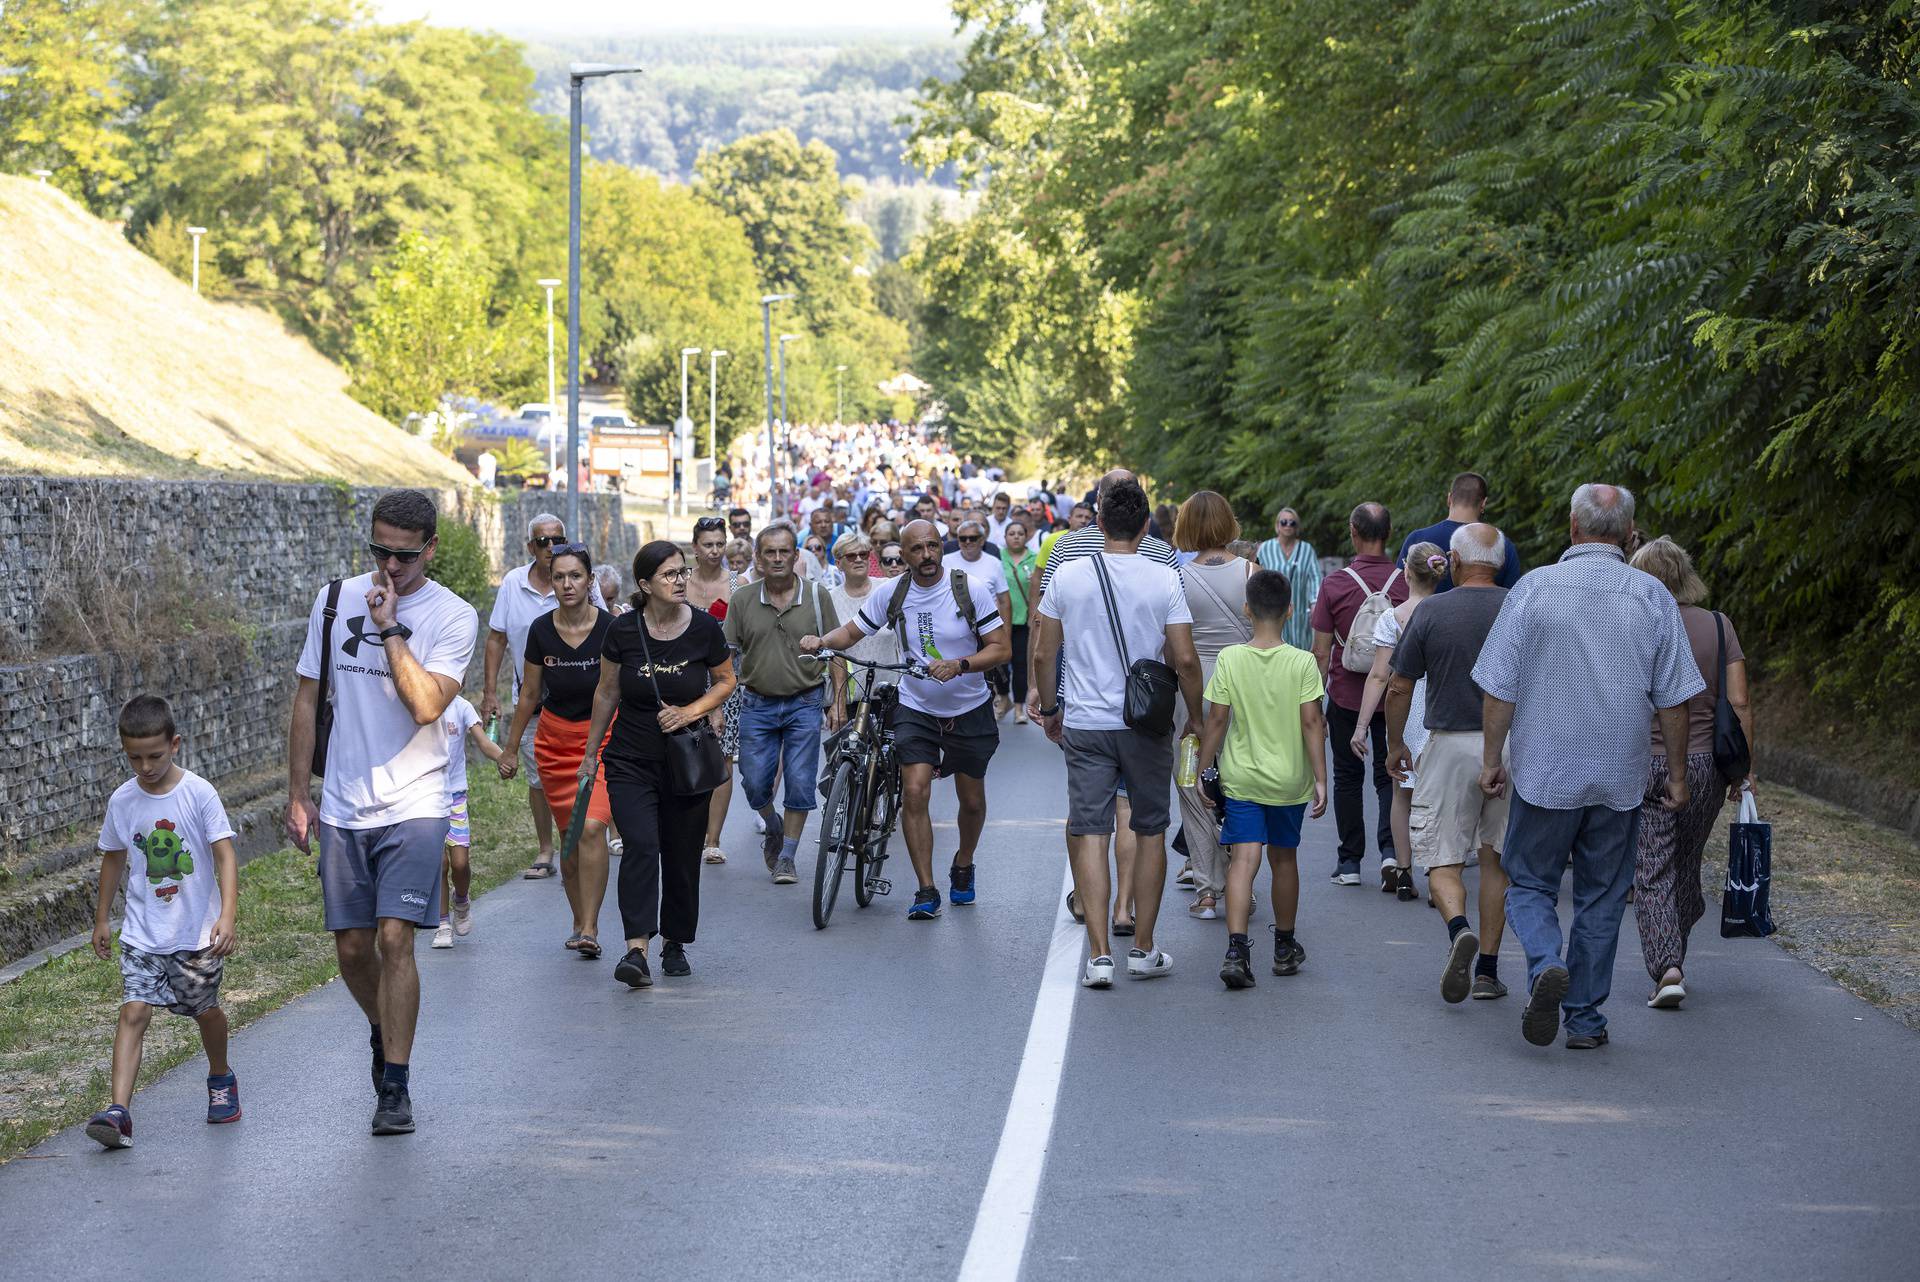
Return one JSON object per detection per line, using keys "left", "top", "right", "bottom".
{"left": 884, "top": 568, "right": 981, "bottom": 655}
{"left": 1339, "top": 566, "right": 1401, "bottom": 673}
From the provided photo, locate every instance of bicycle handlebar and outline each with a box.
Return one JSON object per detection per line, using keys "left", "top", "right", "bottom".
{"left": 801, "top": 649, "right": 929, "bottom": 677}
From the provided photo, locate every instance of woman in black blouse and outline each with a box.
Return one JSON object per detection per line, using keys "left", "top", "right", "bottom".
{"left": 502, "top": 544, "right": 613, "bottom": 957}
{"left": 581, "top": 541, "right": 737, "bottom": 988}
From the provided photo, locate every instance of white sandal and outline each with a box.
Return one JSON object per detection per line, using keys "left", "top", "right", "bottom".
{"left": 702, "top": 846, "right": 727, "bottom": 865}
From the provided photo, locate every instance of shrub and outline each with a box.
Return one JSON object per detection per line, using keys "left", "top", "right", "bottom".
{"left": 428, "top": 521, "right": 490, "bottom": 605}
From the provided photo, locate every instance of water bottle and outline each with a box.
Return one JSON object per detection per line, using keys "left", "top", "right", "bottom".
{"left": 1176, "top": 734, "right": 1199, "bottom": 788}
{"left": 486, "top": 714, "right": 499, "bottom": 745}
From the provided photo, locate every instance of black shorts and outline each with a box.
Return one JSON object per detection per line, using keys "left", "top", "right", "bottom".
{"left": 894, "top": 698, "right": 1000, "bottom": 780}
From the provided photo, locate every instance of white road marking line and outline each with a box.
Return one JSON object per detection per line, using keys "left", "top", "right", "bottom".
{"left": 957, "top": 861, "right": 1082, "bottom": 1282}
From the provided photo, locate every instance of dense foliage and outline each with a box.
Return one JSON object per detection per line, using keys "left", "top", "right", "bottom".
{"left": 911, "top": 0, "right": 1920, "bottom": 718}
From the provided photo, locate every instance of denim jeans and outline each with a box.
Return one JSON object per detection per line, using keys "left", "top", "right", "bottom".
{"left": 1501, "top": 792, "right": 1642, "bottom": 1036}
{"left": 738, "top": 687, "right": 824, "bottom": 815}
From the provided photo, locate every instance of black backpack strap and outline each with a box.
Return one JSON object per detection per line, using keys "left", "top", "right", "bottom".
{"left": 884, "top": 571, "right": 915, "bottom": 648}
{"left": 317, "top": 578, "right": 342, "bottom": 702}
{"left": 949, "top": 568, "right": 983, "bottom": 645}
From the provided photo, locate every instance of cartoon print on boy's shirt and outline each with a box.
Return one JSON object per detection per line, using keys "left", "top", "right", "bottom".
{"left": 133, "top": 819, "right": 194, "bottom": 904}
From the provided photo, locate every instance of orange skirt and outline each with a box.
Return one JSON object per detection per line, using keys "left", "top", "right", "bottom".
{"left": 534, "top": 710, "right": 614, "bottom": 833}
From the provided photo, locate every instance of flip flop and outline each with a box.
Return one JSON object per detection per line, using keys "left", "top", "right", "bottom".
{"left": 564, "top": 933, "right": 584, "bottom": 951}
{"left": 523, "top": 861, "right": 556, "bottom": 880}
{"left": 1065, "top": 891, "right": 1085, "bottom": 924}
{"left": 577, "top": 936, "right": 602, "bottom": 960}
{"left": 1111, "top": 920, "right": 1135, "bottom": 938}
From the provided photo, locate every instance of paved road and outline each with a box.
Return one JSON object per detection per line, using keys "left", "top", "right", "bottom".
{"left": 3, "top": 727, "right": 1914, "bottom": 1280}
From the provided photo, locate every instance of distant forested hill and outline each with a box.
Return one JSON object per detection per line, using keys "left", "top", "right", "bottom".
{"left": 514, "top": 30, "right": 960, "bottom": 188}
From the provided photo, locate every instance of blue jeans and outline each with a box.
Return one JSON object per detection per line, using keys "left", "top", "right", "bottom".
{"left": 738, "top": 687, "right": 824, "bottom": 815}
{"left": 1501, "top": 793, "right": 1641, "bottom": 1037}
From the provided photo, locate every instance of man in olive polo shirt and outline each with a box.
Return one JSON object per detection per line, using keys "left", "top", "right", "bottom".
{"left": 725, "top": 525, "right": 845, "bottom": 883}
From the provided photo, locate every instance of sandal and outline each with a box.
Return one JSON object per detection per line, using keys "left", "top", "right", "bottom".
{"left": 703, "top": 846, "right": 728, "bottom": 865}
{"left": 564, "top": 933, "right": 584, "bottom": 951}
{"left": 577, "top": 936, "right": 602, "bottom": 960}
{"left": 1065, "top": 891, "right": 1085, "bottom": 924}
{"left": 1188, "top": 894, "right": 1218, "bottom": 920}
{"left": 523, "top": 860, "right": 556, "bottom": 880}
{"left": 1111, "top": 919, "right": 1135, "bottom": 938}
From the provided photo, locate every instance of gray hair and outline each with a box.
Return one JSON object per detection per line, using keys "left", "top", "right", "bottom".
{"left": 526, "top": 511, "right": 564, "bottom": 541}
{"left": 1449, "top": 523, "right": 1505, "bottom": 569}
{"left": 593, "top": 564, "right": 622, "bottom": 600}
{"left": 1570, "top": 484, "right": 1635, "bottom": 543}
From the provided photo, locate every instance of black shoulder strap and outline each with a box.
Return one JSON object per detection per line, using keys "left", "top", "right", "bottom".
{"left": 317, "top": 579, "right": 342, "bottom": 703}
{"left": 1090, "top": 554, "right": 1132, "bottom": 670}
{"left": 949, "top": 568, "right": 982, "bottom": 643}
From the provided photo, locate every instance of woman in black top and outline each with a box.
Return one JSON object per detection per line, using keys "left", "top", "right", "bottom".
{"left": 581, "top": 540, "right": 736, "bottom": 988}
{"left": 503, "top": 545, "right": 614, "bottom": 956}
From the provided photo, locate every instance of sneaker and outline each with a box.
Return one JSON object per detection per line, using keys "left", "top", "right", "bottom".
{"left": 86, "top": 1105, "right": 132, "bottom": 1149}
{"left": 1441, "top": 929, "right": 1479, "bottom": 1004}
{"left": 1395, "top": 868, "right": 1418, "bottom": 902}
{"left": 614, "top": 947, "right": 653, "bottom": 988}
{"left": 1379, "top": 860, "right": 1398, "bottom": 892}
{"left": 431, "top": 921, "right": 454, "bottom": 949}
{"left": 660, "top": 941, "right": 691, "bottom": 977}
{"left": 772, "top": 856, "right": 798, "bottom": 884}
{"left": 1648, "top": 978, "right": 1687, "bottom": 1009}
{"left": 1523, "top": 965, "right": 1570, "bottom": 1046}
{"left": 1271, "top": 928, "right": 1306, "bottom": 976}
{"left": 1175, "top": 861, "right": 1197, "bottom": 888}
{"left": 908, "top": 886, "right": 942, "bottom": 919}
{"left": 607, "top": 836, "right": 625, "bottom": 856}
{"left": 1565, "top": 1029, "right": 1610, "bottom": 1050}
{"left": 1220, "top": 943, "right": 1255, "bottom": 990}
{"left": 762, "top": 828, "right": 784, "bottom": 872}
{"left": 206, "top": 1072, "right": 241, "bottom": 1124}
{"left": 1330, "top": 861, "right": 1362, "bottom": 886}
{"left": 450, "top": 896, "right": 473, "bottom": 936}
{"left": 948, "top": 861, "right": 976, "bottom": 906}
{"left": 1082, "top": 955, "right": 1115, "bottom": 988}
{"left": 1471, "top": 975, "right": 1509, "bottom": 1000}
{"left": 1126, "top": 948, "right": 1173, "bottom": 980}
{"left": 371, "top": 1081, "right": 414, "bottom": 1135}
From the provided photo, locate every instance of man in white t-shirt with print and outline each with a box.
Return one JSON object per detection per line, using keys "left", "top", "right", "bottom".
{"left": 801, "top": 519, "right": 1011, "bottom": 921}
{"left": 951, "top": 517, "right": 1015, "bottom": 717}
{"left": 286, "top": 489, "right": 478, "bottom": 1138}
{"left": 1032, "top": 479, "right": 1203, "bottom": 988}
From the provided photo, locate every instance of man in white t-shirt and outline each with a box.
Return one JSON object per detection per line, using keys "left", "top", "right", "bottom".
{"left": 801, "top": 519, "right": 1011, "bottom": 921}
{"left": 287, "top": 490, "right": 478, "bottom": 1138}
{"left": 951, "top": 517, "right": 1014, "bottom": 716}
{"left": 1032, "top": 479, "right": 1203, "bottom": 989}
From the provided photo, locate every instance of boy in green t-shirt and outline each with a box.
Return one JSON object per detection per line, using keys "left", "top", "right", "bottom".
{"left": 1196, "top": 570, "right": 1328, "bottom": 990}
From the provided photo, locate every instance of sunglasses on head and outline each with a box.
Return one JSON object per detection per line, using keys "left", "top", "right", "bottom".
{"left": 368, "top": 540, "right": 430, "bottom": 563}
{"left": 693, "top": 517, "right": 727, "bottom": 534}
{"left": 549, "top": 542, "right": 590, "bottom": 560}
{"left": 530, "top": 534, "right": 567, "bottom": 548}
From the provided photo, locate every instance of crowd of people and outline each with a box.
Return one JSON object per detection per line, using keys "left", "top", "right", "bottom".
{"left": 81, "top": 443, "right": 1756, "bottom": 1148}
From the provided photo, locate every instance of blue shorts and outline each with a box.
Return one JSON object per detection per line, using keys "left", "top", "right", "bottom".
{"left": 1219, "top": 798, "right": 1307, "bottom": 849}
{"left": 317, "top": 818, "right": 448, "bottom": 930}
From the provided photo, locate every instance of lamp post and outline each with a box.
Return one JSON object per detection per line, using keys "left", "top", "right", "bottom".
{"left": 565, "top": 61, "right": 645, "bottom": 534}
{"left": 30, "top": 168, "right": 50, "bottom": 183}
{"left": 186, "top": 226, "right": 208, "bottom": 295}
{"left": 836, "top": 364, "right": 848, "bottom": 425}
{"left": 758, "top": 294, "right": 794, "bottom": 519}
{"left": 778, "top": 332, "right": 799, "bottom": 493}
{"left": 677, "top": 346, "right": 701, "bottom": 517}
{"left": 708, "top": 349, "right": 728, "bottom": 461}
{"left": 536, "top": 278, "right": 562, "bottom": 478}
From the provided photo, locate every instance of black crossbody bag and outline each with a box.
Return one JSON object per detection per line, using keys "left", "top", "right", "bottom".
{"left": 312, "top": 579, "right": 343, "bottom": 779}
{"left": 1091, "top": 554, "right": 1178, "bottom": 737}
{"left": 640, "top": 622, "right": 727, "bottom": 795}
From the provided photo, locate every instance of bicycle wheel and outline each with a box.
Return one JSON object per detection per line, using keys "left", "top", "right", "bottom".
{"left": 813, "top": 759, "right": 859, "bottom": 930}
{"left": 856, "top": 753, "right": 899, "bottom": 909}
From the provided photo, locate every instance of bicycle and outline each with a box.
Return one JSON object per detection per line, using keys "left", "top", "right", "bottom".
{"left": 801, "top": 650, "right": 928, "bottom": 929}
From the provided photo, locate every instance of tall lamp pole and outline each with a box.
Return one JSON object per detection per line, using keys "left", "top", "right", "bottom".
{"left": 566, "top": 61, "right": 645, "bottom": 534}
{"left": 187, "top": 226, "right": 208, "bottom": 294}
{"left": 708, "top": 349, "right": 728, "bottom": 461}
{"left": 677, "top": 346, "right": 701, "bottom": 517}
{"left": 758, "top": 294, "right": 794, "bottom": 519}
{"left": 836, "top": 364, "right": 848, "bottom": 425}
{"left": 537, "top": 277, "right": 561, "bottom": 479}
{"left": 778, "top": 332, "right": 799, "bottom": 493}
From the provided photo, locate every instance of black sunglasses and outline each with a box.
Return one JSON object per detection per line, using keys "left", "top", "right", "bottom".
{"left": 549, "top": 542, "right": 591, "bottom": 560}
{"left": 958, "top": 534, "right": 984, "bottom": 544}
{"left": 368, "top": 540, "right": 431, "bottom": 563}
{"left": 693, "top": 517, "right": 727, "bottom": 534}
{"left": 880, "top": 555, "right": 906, "bottom": 567}
{"left": 1276, "top": 519, "right": 1299, "bottom": 528}
{"left": 530, "top": 534, "right": 567, "bottom": 548}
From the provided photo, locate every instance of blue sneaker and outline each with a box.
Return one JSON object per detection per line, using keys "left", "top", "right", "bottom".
{"left": 948, "top": 861, "right": 976, "bottom": 906}
{"left": 86, "top": 1104, "right": 133, "bottom": 1149}
{"left": 206, "top": 1072, "right": 241, "bottom": 1124}
{"left": 908, "top": 886, "right": 942, "bottom": 919}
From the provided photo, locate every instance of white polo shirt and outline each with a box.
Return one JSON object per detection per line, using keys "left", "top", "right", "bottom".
{"left": 488, "top": 563, "right": 606, "bottom": 700}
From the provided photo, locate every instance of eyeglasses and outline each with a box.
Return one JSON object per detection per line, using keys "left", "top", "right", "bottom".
{"left": 656, "top": 567, "right": 692, "bottom": 582}
{"left": 368, "top": 540, "right": 430, "bottom": 563}
{"left": 958, "top": 534, "right": 984, "bottom": 544}
{"left": 1276, "top": 519, "right": 1299, "bottom": 528}
{"left": 530, "top": 534, "right": 566, "bottom": 548}
{"left": 880, "top": 556, "right": 905, "bottom": 567}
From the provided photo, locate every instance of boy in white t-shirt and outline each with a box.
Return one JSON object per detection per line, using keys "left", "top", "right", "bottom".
{"left": 86, "top": 695, "right": 241, "bottom": 1149}
{"left": 432, "top": 695, "right": 511, "bottom": 949}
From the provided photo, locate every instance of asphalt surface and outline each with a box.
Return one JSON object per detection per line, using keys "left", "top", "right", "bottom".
{"left": 3, "top": 725, "right": 1915, "bottom": 1281}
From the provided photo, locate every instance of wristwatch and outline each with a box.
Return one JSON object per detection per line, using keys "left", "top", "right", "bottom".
{"left": 958, "top": 657, "right": 971, "bottom": 673}
{"left": 378, "top": 624, "right": 406, "bottom": 641}
{"left": 1036, "top": 703, "right": 1060, "bottom": 717}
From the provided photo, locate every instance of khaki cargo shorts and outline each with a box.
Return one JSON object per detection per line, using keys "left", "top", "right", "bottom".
{"left": 1409, "top": 730, "right": 1509, "bottom": 870}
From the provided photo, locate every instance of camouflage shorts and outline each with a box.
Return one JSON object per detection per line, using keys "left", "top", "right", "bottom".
{"left": 119, "top": 943, "right": 224, "bottom": 1017}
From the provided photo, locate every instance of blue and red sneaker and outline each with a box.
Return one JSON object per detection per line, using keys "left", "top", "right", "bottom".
{"left": 86, "top": 1104, "right": 133, "bottom": 1149}
{"left": 206, "top": 1072, "right": 241, "bottom": 1124}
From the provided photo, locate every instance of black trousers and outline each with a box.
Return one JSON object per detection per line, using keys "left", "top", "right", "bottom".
{"left": 1006, "top": 623, "right": 1030, "bottom": 704}
{"left": 1326, "top": 700, "right": 1394, "bottom": 867}
{"left": 605, "top": 754, "right": 711, "bottom": 943}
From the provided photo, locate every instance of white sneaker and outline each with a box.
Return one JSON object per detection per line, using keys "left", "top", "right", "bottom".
{"left": 1127, "top": 948, "right": 1174, "bottom": 980}
{"left": 450, "top": 898, "right": 472, "bottom": 937}
{"left": 431, "top": 921, "right": 454, "bottom": 949}
{"left": 607, "top": 836, "right": 625, "bottom": 856}
{"left": 1174, "top": 861, "right": 1196, "bottom": 888}
{"left": 1082, "top": 955, "right": 1115, "bottom": 988}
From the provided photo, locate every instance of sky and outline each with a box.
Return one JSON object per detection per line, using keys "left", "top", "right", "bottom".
{"left": 374, "top": 0, "right": 956, "bottom": 34}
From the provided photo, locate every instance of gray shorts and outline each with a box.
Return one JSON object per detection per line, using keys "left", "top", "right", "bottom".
{"left": 120, "top": 943, "right": 223, "bottom": 1016}
{"left": 1062, "top": 726, "right": 1174, "bottom": 836}
{"left": 318, "top": 818, "right": 448, "bottom": 930}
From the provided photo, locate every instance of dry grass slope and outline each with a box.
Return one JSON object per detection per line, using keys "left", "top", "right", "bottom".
{"left": 0, "top": 177, "right": 470, "bottom": 487}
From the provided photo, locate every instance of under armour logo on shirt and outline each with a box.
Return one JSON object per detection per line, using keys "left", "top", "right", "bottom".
{"left": 342, "top": 615, "right": 412, "bottom": 657}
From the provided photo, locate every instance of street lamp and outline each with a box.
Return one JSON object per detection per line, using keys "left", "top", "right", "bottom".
{"left": 778, "top": 333, "right": 800, "bottom": 493}
{"left": 565, "top": 61, "right": 645, "bottom": 533}
{"left": 836, "top": 364, "right": 848, "bottom": 425}
{"left": 186, "top": 226, "right": 207, "bottom": 295}
{"left": 707, "top": 349, "right": 728, "bottom": 461}
{"left": 677, "top": 346, "right": 701, "bottom": 517}
{"left": 537, "top": 278, "right": 561, "bottom": 479}
{"left": 30, "top": 168, "right": 50, "bottom": 183}
{"left": 758, "top": 294, "right": 794, "bottom": 519}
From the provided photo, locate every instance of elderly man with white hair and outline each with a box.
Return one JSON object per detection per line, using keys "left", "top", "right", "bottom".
{"left": 1385, "top": 523, "right": 1513, "bottom": 1006}
{"left": 1471, "top": 485, "right": 1703, "bottom": 1051}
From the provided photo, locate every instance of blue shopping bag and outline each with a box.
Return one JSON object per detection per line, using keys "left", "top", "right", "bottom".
{"left": 1720, "top": 788, "right": 1776, "bottom": 938}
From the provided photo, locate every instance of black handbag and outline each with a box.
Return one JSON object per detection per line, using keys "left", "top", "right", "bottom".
{"left": 312, "top": 579, "right": 342, "bottom": 779}
{"left": 639, "top": 622, "right": 727, "bottom": 795}
{"left": 1720, "top": 788, "right": 1776, "bottom": 937}
{"left": 1091, "top": 554, "right": 1178, "bottom": 737}
{"left": 1710, "top": 612, "right": 1751, "bottom": 787}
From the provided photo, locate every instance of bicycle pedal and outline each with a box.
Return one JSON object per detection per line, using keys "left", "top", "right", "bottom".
{"left": 870, "top": 879, "right": 891, "bottom": 896}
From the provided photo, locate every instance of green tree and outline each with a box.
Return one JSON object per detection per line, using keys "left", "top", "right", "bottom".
{"left": 0, "top": 0, "right": 137, "bottom": 212}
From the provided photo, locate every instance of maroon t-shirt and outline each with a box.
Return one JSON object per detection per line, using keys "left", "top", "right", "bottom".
{"left": 1308, "top": 553, "right": 1411, "bottom": 710}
